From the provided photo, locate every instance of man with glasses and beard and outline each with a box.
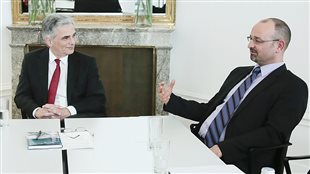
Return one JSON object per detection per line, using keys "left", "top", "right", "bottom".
{"left": 158, "top": 18, "right": 308, "bottom": 173}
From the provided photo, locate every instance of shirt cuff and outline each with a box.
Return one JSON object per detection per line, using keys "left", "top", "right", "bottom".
{"left": 32, "top": 107, "right": 40, "bottom": 118}
{"left": 67, "top": 106, "right": 77, "bottom": 115}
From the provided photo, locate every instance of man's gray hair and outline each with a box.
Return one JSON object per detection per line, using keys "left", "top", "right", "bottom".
{"left": 41, "top": 13, "right": 75, "bottom": 39}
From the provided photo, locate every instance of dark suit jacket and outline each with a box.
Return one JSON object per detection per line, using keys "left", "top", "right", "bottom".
{"left": 164, "top": 65, "right": 308, "bottom": 173}
{"left": 14, "top": 47, "right": 106, "bottom": 119}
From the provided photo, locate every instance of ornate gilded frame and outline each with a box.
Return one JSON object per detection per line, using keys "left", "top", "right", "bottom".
{"left": 12, "top": 0, "right": 175, "bottom": 25}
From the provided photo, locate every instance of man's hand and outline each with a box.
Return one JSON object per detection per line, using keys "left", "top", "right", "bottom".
{"left": 42, "top": 104, "right": 71, "bottom": 119}
{"left": 158, "top": 80, "right": 176, "bottom": 105}
{"left": 34, "top": 107, "right": 55, "bottom": 119}
{"left": 210, "top": 145, "right": 223, "bottom": 158}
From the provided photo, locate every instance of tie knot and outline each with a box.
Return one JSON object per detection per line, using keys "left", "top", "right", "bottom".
{"left": 252, "top": 66, "right": 261, "bottom": 75}
{"left": 55, "top": 59, "right": 60, "bottom": 65}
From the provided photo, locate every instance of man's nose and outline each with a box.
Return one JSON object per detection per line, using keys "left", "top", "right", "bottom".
{"left": 69, "top": 36, "right": 76, "bottom": 44}
{"left": 248, "top": 41, "right": 254, "bottom": 48}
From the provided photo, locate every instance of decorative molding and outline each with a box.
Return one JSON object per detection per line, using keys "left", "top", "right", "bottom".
{"left": 0, "top": 84, "right": 12, "bottom": 96}
{"left": 298, "top": 117, "right": 310, "bottom": 127}
{"left": 12, "top": 0, "right": 176, "bottom": 25}
{"left": 174, "top": 89, "right": 211, "bottom": 103}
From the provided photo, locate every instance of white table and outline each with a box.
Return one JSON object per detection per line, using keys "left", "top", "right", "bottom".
{"left": 0, "top": 119, "right": 63, "bottom": 174}
{"left": 64, "top": 116, "right": 243, "bottom": 173}
{"left": 0, "top": 116, "right": 243, "bottom": 173}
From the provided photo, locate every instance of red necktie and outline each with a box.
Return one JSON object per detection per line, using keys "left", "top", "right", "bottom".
{"left": 48, "top": 59, "right": 61, "bottom": 104}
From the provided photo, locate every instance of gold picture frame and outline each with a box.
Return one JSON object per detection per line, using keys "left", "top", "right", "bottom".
{"left": 12, "top": 0, "right": 176, "bottom": 26}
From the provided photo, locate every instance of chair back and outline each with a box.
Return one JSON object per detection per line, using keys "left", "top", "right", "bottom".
{"left": 248, "top": 143, "right": 291, "bottom": 174}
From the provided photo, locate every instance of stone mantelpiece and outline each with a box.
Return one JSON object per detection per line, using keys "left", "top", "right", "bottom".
{"left": 8, "top": 25, "right": 174, "bottom": 119}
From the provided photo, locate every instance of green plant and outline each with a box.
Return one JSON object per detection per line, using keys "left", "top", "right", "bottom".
{"left": 135, "top": 0, "right": 152, "bottom": 27}
{"left": 28, "top": 0, "right": 55, "bottom": 24}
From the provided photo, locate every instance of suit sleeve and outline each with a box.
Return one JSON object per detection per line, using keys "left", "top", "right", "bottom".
{"left": 14, "top": 55, "right": 40, "bottom": 118}
{"left": 163, "top": 67, "right": 246, "bottom": 122}
{"left": 164, "top": 93, "right": 214, "bottom": 122}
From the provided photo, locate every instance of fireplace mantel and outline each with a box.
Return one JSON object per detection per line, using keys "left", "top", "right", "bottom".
{"left": 8, "top": 25, "right": 174, "bottom": 119}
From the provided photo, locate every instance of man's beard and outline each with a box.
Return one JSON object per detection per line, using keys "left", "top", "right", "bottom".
{"left": 250, "top": 48, "right": 258, "bottom": 63}
{"left": 250, "top": 54, "right": 258, "bottom": 63}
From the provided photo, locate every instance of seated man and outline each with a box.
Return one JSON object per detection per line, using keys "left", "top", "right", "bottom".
{"left": 158, "top": 18, "right": 308, "bottom": 173}
{"left": 14, "top": 13, "right": 106, "bottom": 119}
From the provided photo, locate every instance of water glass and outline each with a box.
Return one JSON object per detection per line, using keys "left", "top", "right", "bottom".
{"left": 148, "top": 116, "right": 163, "bottom": 149}
{"left": 153, "top": 140, "right": 170, "bottom": 174}
{"left": 0, "top": 98, "right": 9, "bottom": 127}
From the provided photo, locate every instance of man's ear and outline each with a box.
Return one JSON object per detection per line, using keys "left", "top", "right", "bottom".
{"left": 45, "top": 37, "right": 52, "bottom": 48}
{"left": 277, "top": 40, "right": 285, "bottom": 52}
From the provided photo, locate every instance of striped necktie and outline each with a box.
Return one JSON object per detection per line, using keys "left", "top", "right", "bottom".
{"left": 204, "top": 67, "right": 261, "bottom": 147}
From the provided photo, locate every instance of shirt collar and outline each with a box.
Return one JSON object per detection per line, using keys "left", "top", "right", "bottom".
{"left": 49, "top": 49, "right": 68, "bottom": 65}
{"left": 254, "top": 62, "right": 285, "bottom": 77}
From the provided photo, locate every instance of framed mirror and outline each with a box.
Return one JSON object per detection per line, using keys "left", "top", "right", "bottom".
{"left": 12, "top": 0, "right": 175, "bottom": 25}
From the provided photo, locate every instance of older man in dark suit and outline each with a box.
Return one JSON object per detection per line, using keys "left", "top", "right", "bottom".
{"left": 15, "top": 13, "right": 106, "bottom": 119}
{"left": 158, "top": 18, "right": 308, "bottom": 173}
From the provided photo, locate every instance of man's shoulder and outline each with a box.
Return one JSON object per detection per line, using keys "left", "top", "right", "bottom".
{"left": 281, "top": 70, "right": 308, "bottom": 88}
{"left": 24, "top": 47, "right": 48, "bottom": 62}
{"left": 230, "top": 66, "right": 253, "bottom": 75}
{"left": 70, "top": 51, "right": 95, "bottom": 61}
{"left": 25, "top": 47, "right": 48, "bottom": 57}
{"left": 233, "top": 66, "right": 253, "bottom": 71}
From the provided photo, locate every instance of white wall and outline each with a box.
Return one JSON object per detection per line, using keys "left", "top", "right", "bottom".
{"left": 0, "top": 0, "right": 12, "bottom": 116}
{"left": 0, "top": 0, "right": 12, "bottom": 90}
{"left": 170, "top": 0, "right": 309, "bottom": 172}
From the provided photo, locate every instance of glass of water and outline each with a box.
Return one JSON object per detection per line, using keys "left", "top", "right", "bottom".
{"left": 0, "top": 98, "right": 10, "bottom": 127}
{"left": 152, "top": 140, "right": 170, "bottom": 174}
{"left": 148, "top": 116, "right": 164, "bottom": 150}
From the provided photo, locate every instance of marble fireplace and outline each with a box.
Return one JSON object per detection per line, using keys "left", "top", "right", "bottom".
{"left": 8, "top": 25, "right": 174, "bottom": 119}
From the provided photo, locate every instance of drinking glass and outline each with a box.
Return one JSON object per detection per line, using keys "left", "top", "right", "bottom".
{"left": 153, "top": 140, "right": 170, "bottom": 174}
{"left": 148, "top": 116, "right": 163, "bottom": 149}
{"left": 0, "top": 98, "right": 9, "bottom": 127}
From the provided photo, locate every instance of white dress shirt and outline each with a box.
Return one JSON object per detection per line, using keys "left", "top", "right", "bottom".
{"left": 32, "top": 50, "right": 77, "bottom": 117}
{"left": 198, "top": 62, "right": 285, "bottom": 142}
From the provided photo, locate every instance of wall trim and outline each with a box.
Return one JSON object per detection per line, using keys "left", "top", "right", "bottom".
{"left": 0, "top": 84, "right": 12, "bottom": 119}
{"left": 174, "top": 89, "right": 211, "bottom": 103}
{"left": 298, "top": 118, "right": 310, "bottom": 127}
{"left": 0, "top": 84, "right": 12, "bottom": 96}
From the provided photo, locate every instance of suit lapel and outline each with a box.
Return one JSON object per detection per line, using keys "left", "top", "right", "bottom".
{"left": 215, "top": 67, "right": 253, "bottom": 106}
{"left": 233, "top": 64, "right": 287, "bottom": 116}
{"left": 196, "top": 67, "right": 253, "bottom": 129}
{"left": 67, "top": 52, "right": 79, "bottom": 104}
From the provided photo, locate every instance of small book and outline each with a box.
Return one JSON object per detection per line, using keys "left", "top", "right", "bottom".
{"left": 26, "top": 131, "right": 63, "bottom": 150}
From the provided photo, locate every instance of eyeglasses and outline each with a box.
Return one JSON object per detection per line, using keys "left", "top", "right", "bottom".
{"left": 61, "top": 127, "right": 94, "bottom": 139}
{"left": 247, "top": 35, "right": 280, "bottom": 44}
